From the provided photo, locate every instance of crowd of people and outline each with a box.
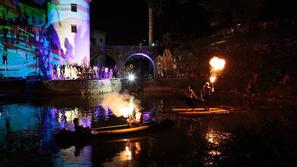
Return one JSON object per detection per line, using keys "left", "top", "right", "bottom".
{"left": 52, "top": 64, "right": 114, "bottom": 80}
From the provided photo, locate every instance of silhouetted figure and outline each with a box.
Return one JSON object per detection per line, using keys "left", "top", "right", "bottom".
{"left": 201, "top": 82, "right": 212, "bottom": 111}
{"left": 5, "top": 116, "right": 11, "bottom": 134}
{"left": 245, "top": 73, "right": 258, "bottom": 97}
{"left": 73, "top": 118, "right": 91, "bottom": 136}
{"left": 2, "top": 46, "right": 8, "bottom": 65}
{"left": 185, "top": 85, "right": 198, "bottom": 110}
{"left": 74, "top": 144, "right": 84, "bottom": 157}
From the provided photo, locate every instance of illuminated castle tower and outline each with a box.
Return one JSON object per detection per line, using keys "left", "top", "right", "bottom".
{"left": 47, "top": 0, "right": 91, "bottom": 66}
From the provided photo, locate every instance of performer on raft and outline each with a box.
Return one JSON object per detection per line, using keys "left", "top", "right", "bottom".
{"left": 201, "top": 82, "right": 212, "bottom": 111}
{"left": 127, "top": 107, "right": 143, "bottom": 127}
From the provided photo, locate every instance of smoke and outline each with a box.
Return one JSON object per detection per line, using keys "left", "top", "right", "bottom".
{"left": 101, "top": 92, "right": 140, "bottom": 118}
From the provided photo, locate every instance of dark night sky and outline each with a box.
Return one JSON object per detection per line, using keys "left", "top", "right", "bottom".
{"left": 90, "top": 0, "right": 148, "bottom": 45}
{"left": 90, "top": 0, "right": 297, "bottom": 45}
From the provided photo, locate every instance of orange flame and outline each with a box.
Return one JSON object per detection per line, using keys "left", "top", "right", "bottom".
{"left": 209, "top": 56, "right": 225, "bottom": 72}
{"left": 210, "top": 75, "right": 217, "bottom": 83}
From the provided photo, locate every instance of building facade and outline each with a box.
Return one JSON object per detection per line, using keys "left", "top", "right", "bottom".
{"left": 0, "top": 0, "right": 91, "bottom": 79}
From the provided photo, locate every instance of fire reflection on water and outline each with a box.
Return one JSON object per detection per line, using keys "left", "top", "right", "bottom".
{"left": 202, "top": 129, "right": 233, "bottom": 165}
{"left": 205, "top": 129, "right": 232, "bottom": 146}
{"left": 119, "top": 141, "right": 142, "bottom": 161}
{"left": 103, "top": 141, "right": 142, "bottom": 166}
{"left": 121, "top": 146, "right": 132, "bottom": 161}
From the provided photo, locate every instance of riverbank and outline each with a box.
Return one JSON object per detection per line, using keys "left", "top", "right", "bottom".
{"left": 143, "top": 76, "right": 297, "bottom": 103}
{"left": 0, "top": 78, "right": 122, "bottom": 95}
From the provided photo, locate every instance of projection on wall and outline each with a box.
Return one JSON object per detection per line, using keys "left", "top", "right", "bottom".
{"left": 0, "top": 0, "right": 90, "bottom": 79}
{"left": 47, "top": 0, "right": 90, "bottom": 66}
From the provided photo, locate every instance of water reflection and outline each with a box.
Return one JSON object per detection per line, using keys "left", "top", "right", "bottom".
{"left": 202, "top": 126, "right": 233, "bottom": 166}
{"left": 54, "top": 145, "right": 92, "bottom": 166}
{"left": 0, "top": 95, "right": 155, "bottom": 153}
{"left": 1, "top": 94, "right": 291, "bottom": 166}
{"left": 95, "top": 138, "right": 144, "bottom": 167}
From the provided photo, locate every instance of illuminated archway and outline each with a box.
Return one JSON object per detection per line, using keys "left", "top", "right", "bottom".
{"left": 124, "top": 53, "right": 156, "bottom": 76}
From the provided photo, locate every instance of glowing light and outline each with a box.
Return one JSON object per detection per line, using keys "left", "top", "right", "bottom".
{"left": 120, "top": 146, "right": 132, "bottom": 161}
{"left": 128, "top": 73, "right": 136, "bottom": 82}
{"left": 209, "top": 57, "right": 225, "bottom": 72}
{"left": 208, "top": 150, "right": 221, "bottom": 156}
{"left": 210, "top": 75, "right": 217, "bottom": 83}
{"left": 64, "top": 108, "right": 79, "bottom": 122}
{"left": 119, "top": 98, "right": 135, "bottom": 118}
{"left": 134, "top": 142, "right": 141, "bottom": 155}
{"left": 205, "top": 129, "right": 232, "bottom": 146}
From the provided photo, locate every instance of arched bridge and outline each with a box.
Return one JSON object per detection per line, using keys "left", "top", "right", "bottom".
{"left": 91, "top": 45, "right": 158, "bottom": 75}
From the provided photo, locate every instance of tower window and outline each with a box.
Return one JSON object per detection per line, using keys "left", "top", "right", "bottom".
{"left": 71, "top": 4, "right": 77, "bottom": 12}
{"left": 71, "top": 24, "right": 77, "bottom": 33}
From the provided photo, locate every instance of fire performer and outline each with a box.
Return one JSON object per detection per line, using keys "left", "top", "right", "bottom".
{"left": 201, "top": 82, "right": 212, "bottom": 111}
{"left": 127, "top": 107, "right": 143, "bottom": 127}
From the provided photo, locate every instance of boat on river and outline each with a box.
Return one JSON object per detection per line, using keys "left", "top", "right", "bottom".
{"left": 55, "top": 119, "right": 174, "bottom": 147}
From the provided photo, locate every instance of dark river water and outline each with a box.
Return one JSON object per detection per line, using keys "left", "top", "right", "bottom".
{"left": 1, "top": 93, "right": 297, "bottom": 167}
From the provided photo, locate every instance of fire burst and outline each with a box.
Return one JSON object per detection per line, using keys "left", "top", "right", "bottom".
{"left": 210, "top": 75, "right": 217, "bottom": 83}
{"left": 209, "top": 56, "right": 225, "bottom": 72}
{"left": 209, "top": 56, "right": 225, "bottom": 85}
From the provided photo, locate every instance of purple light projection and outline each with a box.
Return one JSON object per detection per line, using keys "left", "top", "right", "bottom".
{"left": 0, "top": 0, "right": 90, "bottom": 79}
{"left": 47, "top": 0, "right": 90, "bottom": 67}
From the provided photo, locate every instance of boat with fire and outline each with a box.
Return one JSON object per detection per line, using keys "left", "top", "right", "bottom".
{"left": 55, "top": 119, "right": 174, "bottom": 147}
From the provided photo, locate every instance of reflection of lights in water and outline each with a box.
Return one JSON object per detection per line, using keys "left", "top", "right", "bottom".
{"left": 134, "top": 142, "right": 141, "bottom": 155}
{"left": 204, "top": 129, "right": 233, "bottom": 159}
{"left": 206, "top": 130, "right": 218, "bottom": 145}
{"left": 202, "top": 129, "right": 233, "bottom": 166}
{"left": 205, "top": 129, "right": 232, "bottom": 146}
{"left": 103, "top": 141, "right": 142, "bottom": 166}
{"left": 208, "top": 150, "right": 221, "bottom": 156}
{"left": 119, "top": 146, "right": 132, "bottom": 161}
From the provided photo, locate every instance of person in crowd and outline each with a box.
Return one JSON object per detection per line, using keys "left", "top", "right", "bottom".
{"left": 185, "top": 85, "right": 198, "bottom": 110}
{"left": 2, "top": 46, "right": 8, "bottom": 65}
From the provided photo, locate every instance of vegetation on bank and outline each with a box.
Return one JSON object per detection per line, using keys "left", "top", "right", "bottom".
{"left": 165, "top": 25, "right": 297, "bottom": 98}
